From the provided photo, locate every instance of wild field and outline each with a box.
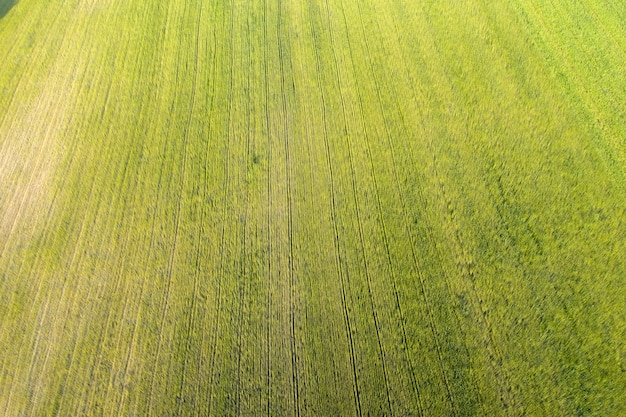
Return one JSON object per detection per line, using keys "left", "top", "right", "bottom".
{"left": 1, "top": 0, "right": 625, "bottom": 415}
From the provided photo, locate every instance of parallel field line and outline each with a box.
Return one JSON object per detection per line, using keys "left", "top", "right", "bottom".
{"left": 276, "top": 0, "right": 300, "bottom": 414}
{"left": 333, "top": 0, "right": 425, "bottom": 412}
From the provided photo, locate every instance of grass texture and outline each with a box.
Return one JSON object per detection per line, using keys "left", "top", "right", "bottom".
{"left": 1, "top": 0, "right": 625, "bottom": 415}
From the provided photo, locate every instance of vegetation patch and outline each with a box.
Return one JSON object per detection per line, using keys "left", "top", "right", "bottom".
{"left": 1, "top": 0, "right": 625, "bottom": 415}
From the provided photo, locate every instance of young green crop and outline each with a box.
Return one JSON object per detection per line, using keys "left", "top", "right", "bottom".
{"left": 1, "top": 0, "right": 625, "bottom": 415}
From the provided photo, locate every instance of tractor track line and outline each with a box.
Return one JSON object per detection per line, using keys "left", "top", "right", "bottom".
{"left": 207, "top": 3, "right": 235, "bottom": 415}
{"left": 336, "top": 1, "right": 425, "bottom": 411}
{"left": 276, "top": 1, "right": 300, "bottom": 415}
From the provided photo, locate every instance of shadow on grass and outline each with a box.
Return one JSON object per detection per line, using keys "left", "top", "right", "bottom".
{"left": 0, "top": 0, "right": 17, "bottom": 19}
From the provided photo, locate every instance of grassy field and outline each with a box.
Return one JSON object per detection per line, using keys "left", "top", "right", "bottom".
{"left": 1, "top": 0, "right": 625, "bottom": 415}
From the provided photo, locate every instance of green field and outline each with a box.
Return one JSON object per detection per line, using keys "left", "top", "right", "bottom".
{"left": 1, "top": 0, "right": 625, "bottom": 415}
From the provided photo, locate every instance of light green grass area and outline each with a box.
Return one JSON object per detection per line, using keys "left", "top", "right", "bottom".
{"left": 1, "top": 0, "right": 625, "bottom": 415}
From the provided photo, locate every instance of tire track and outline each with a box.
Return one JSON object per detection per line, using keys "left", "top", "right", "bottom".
{"left": 95, "top": 2, "right": 176, "bottom": 414}
{"left": 262, "top": 0, "right": 273, "bottom": 414}
{"left": 306, "top": 2, "right": 362, "bottom": 415}
{"left": 577, "top": 1, "right": 626, "bottom": 57}
{"left": 116, "top": 1, "right": 174, "bottom": 410}
{"left": 345, "top": 1, "right": 468, "bottom": 413}
{"left": 191, "top": 0, "right": 221, "bottom": 411}
{"left": 143, "top": 0, "right": 192, "bottom": 410}
{"left": 276, "top": 1, "right": 300, "bottom": 415}
{"left": 82, "top": 29, "right": 156, "bottom": 410}
{"left": 325, "top": 1, "right": 395, "bottom": 413}
{"left": 434, "top": 176, "right": 517, "bottom": 414}
{"left": 173, "top": 1, "right": 203, "bottom": 414}
{"left": 236, "top": 4, "right": 254, "bottom": 414}
{"left": 362, "top": 12, "right": 464, "bottom": 417}
{"left": 146, "top": 2, "right": 198, "bottom": 414}
{"left": 332, "top": 0, "right": 425, "bottom": 412}
{"left": 207, "top": 2, "right": 235, "bottom": 414}
{"left": 80, "top": 112, "right": 148, "bottom": 414}
{"left": 72, "top": 47, "right": 142, "bottom": 417}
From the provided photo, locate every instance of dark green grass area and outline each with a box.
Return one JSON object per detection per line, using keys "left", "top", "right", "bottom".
{"left": 0, "top": 0, "right": 17, "bottom": 19}
{"left": 0, "top": 0, "right": 625, "bottom": 415}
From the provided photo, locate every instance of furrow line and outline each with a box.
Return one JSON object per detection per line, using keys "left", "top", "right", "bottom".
{"left": 1, "top": 5, "right": 96, "bottom": 402}
{"left": 236, "top": 10, "right": 250, "bottom": 416}
{"left": 346, "top": 142, "right": 393, "bottom": 415}
{"left": 334, "top": 1, "right": 398, "bottom": 413}
{"left": 0, "top": 51, "right": 92, "bottom": 350}
{"left": 6, "top": 297, "right": 51, "bottom": 415}
{"left": 35, "top": 130, "right": 103, "bottom": 417}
